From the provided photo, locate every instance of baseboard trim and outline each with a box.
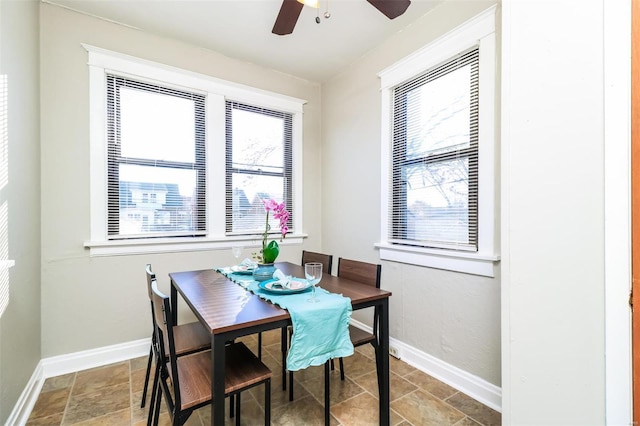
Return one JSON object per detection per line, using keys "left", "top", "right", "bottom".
{"left": 40, "top": 337, "right": 150, "bottom": 379}
{"left": 6, "top": 338, "right": 150, "bottom": 426}
{"left": 350, "top": 319, "right": 502, "bottom": 413}
{"left": 4, "top": 362, "right": 44, "bottom": 426}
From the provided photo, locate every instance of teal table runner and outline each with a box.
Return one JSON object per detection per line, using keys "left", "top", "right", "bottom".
{"left": 215, "top": 266, "right": 354, "bottom": 371}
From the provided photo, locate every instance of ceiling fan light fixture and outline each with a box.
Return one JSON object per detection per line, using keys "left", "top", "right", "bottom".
{"left": 296, "top": 0, "right": 320, "bottom": 8}
{"left": 274, "top": 0, "right": 410, "bottom": 36}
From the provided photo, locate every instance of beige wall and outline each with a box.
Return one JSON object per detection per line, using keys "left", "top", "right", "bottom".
{"left": 321, "top": 0, "right": 501, "bottom": 387}
{"left": 39, "top": 3, "right": 323, "bottom": 357}
{"left": 0, "top": 0, "right": 41, "bottom": 422}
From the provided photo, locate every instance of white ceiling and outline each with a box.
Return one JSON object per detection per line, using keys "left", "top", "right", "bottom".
{"left": 44, "top": 0, "right": 442, "bottom": 82}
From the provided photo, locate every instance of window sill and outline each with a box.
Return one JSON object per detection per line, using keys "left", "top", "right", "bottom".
{"left": 0, "top": 260, "right": 15, "bottom": 270}
{"left": 84, "top": 234, "right": 306, "bottom": 257}
{"left": 375, "top": 242, "right": 499, "bottom": 277}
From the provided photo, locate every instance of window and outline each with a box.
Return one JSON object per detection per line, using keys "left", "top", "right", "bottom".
{"left": 106, "top": 75, "right": 206, "bottom": 239}
{"left": 391, "top": 48, "right": 479, "bottom": 251}
{"left": 377, "top": 6, "right": 498, "bottom": 276}
{"left": 84, "top": 45, "right": 305, "bottom": 256}
{"left": 225, "top": 101, "right": 293, "bottom": 236}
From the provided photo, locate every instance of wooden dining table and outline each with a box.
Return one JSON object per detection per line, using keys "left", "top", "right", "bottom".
{"left": 169, "top": 261, "right": 392, "bottom": 425}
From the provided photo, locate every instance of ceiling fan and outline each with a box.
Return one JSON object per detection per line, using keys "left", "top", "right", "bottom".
{"left": 272, "top": 0, "right": 412, "bottom": 36}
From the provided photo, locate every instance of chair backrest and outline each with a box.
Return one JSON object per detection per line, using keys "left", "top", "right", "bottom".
{"left": 338, "top": 258, "right": 382, "bottom": 338}
{"left": 145, "top": 264, "right": 156, "bottom": 300}
{"left": 337, "top": 258, "right": 381, "bottom": 289}
{"left": 301, "top": 250, "right": 333, "bottom": 276}
{"left": 149, "top": 279, "right": 182, "bottom": 412}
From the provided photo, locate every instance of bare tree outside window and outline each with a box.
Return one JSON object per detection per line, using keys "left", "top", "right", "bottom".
{"left": 391, "top": 48, "right": 479, "bottom": 250}
{"left": 225, "top": 102, "right": 293, "bottom": 236}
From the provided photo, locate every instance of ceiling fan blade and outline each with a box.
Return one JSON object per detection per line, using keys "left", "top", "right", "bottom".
{"left": 272, "top": 0, "right": 305, "bottom": 35}
{"left": 366, "top": 0, "right": 411, "bottom": 20}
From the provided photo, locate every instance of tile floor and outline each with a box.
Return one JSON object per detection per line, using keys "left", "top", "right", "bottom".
{"left": 26, "top": 330, "right": 501, "bottom": 425}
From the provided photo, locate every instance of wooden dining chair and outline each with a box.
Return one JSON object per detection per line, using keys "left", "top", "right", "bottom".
{"left": 335, "top": 257, "right": 382, "bottom": 381}
{"left": 140, "top": 264, "right": 211, "bottom": 411}
{"left": 285, "top": 251, "right": 334, "bottom": 401}
{"left": 149, "top": 279, "right": 272, "bottom": 426}
{"left": 320, "top": 258, "right": 381, "bottom": 425}
{"left": 301, "top": 250, "right": 334, "bottom": 275}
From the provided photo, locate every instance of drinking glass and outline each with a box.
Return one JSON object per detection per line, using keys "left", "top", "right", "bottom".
{"left": 305, "top": 262, "right": 322, "bottom": 303}
{"left": 231, "top": 246, "right": 242, "bottom": 262}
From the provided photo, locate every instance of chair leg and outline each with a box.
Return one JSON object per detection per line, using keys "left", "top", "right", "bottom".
{"left": 258, "top": 332, "right": 262, "bottom": 360}
{"left": 147, "top": 361, "right": 160, "bottom": 426}
{"left": 265, "top": 379, "right": 271, "bottom": 426}
{"left": 141, "top": 345, "right": 153, "bottom": 408}
{"left": 230, "top": 394, "right": 235, "bottom": 418}
{"left": 339, "top": 357, "right": 345, "bottom": 381}
{"left": 235, "top": 392, "right": 241, "bottom": 426}
{"left": 153, "top": 389, "right": 161, "bottom": 426}
{"left": 146, "top": 391, "right": 154, "bottom": 426}
{"left": 373, "top": 342, "right": 382, "bottom": 397}
{"left": 324, "top": 361, "right": 331, "bottom": 426}
{"left": 149, "top": 379, "right": 161, "bottom": 426}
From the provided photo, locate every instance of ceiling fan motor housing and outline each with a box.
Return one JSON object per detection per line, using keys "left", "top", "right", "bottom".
{"left": 272, "top": 0, "right": 410, "bottom": 35}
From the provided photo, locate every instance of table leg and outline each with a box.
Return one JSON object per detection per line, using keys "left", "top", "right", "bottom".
{"left": 324, "top": 361, "right": 330, "bottom": 426}
{"left": 212, "top": 335, "right": 226, "bottom": 425}
{"left": 378, "top": 299, "right": 390, "bottom": 426}
{"left": 281, "top": 327, "right": 287, "bottom": 391}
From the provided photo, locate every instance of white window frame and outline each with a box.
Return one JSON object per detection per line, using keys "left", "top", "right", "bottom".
{"left": 376, "top": 6, "right": 499, "bottom": 277}
{"left": 83, "top": 45, "right": 306, "bottom": 256}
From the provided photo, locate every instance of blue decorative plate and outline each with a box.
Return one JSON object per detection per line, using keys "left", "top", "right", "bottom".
{"left": 259, "top": 278, "right": 312, "bottom": 294}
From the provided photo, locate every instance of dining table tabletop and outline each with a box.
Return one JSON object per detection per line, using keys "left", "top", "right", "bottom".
{"left": 168, "top": 261, "right": 392, "bottom": 425}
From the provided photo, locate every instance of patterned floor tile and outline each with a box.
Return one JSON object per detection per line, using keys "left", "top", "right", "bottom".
{"left": 391, "top": 389, "right": 466, "bottom": 426}
{"left": 63, "top": 382, "right": 130, "bottom": 425}
{"left": 25, "top": 351, "right": 499, "bottom": 426}
{"left": 404, "top": 369, "right": 458, "bottom": 400}
{"left": 446, "top": 392, "right": 501, "bottom": 426}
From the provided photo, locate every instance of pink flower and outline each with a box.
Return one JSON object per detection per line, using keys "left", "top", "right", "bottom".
{"left": 255, "top": 199, "right": 291, "bottom": 263}
{"left": 262, "top": 198, "right": 279, "bottom": 212}
{"left": 266, "top": 199, "right": 290, "bottom": 238}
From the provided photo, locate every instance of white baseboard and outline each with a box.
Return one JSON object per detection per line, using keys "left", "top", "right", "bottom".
{"left": 350, "top": 319, "right": 502, "bottom": 413}
{"left": 6, "top": 338, "right": 150, "bottom": 426}
{"left": 4, "top": 362, "right": 44, "bottom": 426}
{"left": 40, "top": 337, "right": 150, "bottom": 379}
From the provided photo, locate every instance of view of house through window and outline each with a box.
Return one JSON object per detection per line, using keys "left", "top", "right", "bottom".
{"left": 86, "top": 45, "right": 304, "bottom": 253}
{"left": 107, "top": 75, "right": 206, "bottom": 239}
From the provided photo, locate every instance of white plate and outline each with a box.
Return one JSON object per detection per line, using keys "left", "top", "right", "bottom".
{"left": 230, "top": 265, "right": 254, "bottom": 274}
{"left": 259, "top": 278, "right": 311, "bottom": 294}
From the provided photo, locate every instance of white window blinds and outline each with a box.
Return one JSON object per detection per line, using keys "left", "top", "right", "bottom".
{"left": 106, "top": 75, "right": 207, "bottom": 239}
{"left": 389, "top": 47, "right": 479, "bottom": 251}
{"left": 224, "top": 101, "right": 293, "bottom": 235}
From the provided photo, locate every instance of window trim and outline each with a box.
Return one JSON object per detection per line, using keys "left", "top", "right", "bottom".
{"left": 376, "top": 5, "right": 499, "bottom": 277}
{"left": 390, "top": 47, "right": 480, "bottom": 251}
{"left": 105, "top": 74, "right": 208, "bottom": 239}
{"left": 83, "top": 45, "right": 306, "bottom": 256}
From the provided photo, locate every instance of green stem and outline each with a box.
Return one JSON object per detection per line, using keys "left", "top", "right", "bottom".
{"left": 262, "top": 210, "right": 270, "bottom": 255}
